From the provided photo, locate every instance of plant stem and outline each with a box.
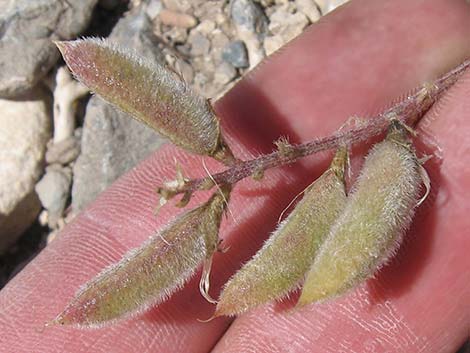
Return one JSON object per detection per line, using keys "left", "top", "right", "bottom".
{"left": 160, "top": 59, "right": 470, "bottom": 199}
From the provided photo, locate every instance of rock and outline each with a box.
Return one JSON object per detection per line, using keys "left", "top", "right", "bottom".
{"left": 211, "top": 61, "right": 238, "bottom": 100}
{"left": 297, "top": 0, "right": 322, "bottom": 22}
{"left": 162, "top": 0, "right": 192, "bottom": 12}
{"left": 175, "top": 60, "right": 195, "bottom": 84}
{"left": 99, "top": 0, "right": 122, "bottom": 10}
{"left": 163, "top": 26, "right": 189, "bottom": 43}
{"left": 0, "top": 193, "right": 42, "bottom": 257}
{"left": 230, "top": 0, "right": 268, "bottom": 35}
{"left": 176, "top": 43, "right": 192, "bottom": 57}
{"left": 230, "top": 0, "right": 268, "bottom": 68}
{"left": 315, "top": 0, "right": 350, "bottom": 15}
{"left": 164, "top": 53, "right": 194, "bottom": 83}
{"left": 236, "top": 30, "right": 265, "bottom": 68}
{"left": 0, "top": 0, "right": 98, "bottom": 98}
{"left": 158, "top": 9, "right": 197, "bottom": 28}
{"left": 264, "top": 3, "right": 309, "bottom": 55}
{"left": 193, "top": 71, "right": 213, "bottom": 97}
{"left": 263, "top": 35, "right": 285, "bottom": 56}
{"left": 189, "top": 32, "right": 211, "bottom": 56}
{"left": 214, "top": 62, "right": 237, "bottom": 85}
{"left": 259, "top": 0, "right": 275, "bottom": 6}
{"left": 52, "top": 66, "right": 89, "bottom": 144}
{"left": 45, "top": 136, "right": 81, "bottom": 165}
{"left": 35, "top": 165, "right": 72, "bottom": 227}
{"left": 71, "top": 9, "right": 166, "bottom": 211}
{"left": 210, "top": 30, "right": 230, "bottom": 65}
{"left": 268, "top": 4, "right": 309, "bottom": 37}
{"left": 145, "top": 0, "right": 163, "bottom": 20}
{"left": 222, "top": 41, "right": 249, "bottom": 68}
{"left": 193, "top": 0, "right": 224, "bottom": 23}
{"left": 196, "top": 19, "right": 216, "bottom": 35}
{"left": 0, "top": 90, "right": 51, "bottom": 253}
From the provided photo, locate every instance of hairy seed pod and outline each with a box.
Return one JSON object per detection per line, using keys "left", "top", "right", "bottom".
{"left": 53, "top": 186, "right": 230, "bottom": 327}
{"left": 215, "top": 148, "right": 348, "bottom": 316}
{"left": 55, "top": 39, "right": 234, "bottom": 164}
{"left": 298, "top": 122, "right": 423, "bottom": 306}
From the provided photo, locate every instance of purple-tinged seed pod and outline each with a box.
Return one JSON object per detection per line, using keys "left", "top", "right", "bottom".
{"left": 55, "top": 39, "right": 234, "bottom": 165}
{"left": 53, "top": 186, "right": 230, "bottom": 328}
{"left": 298, "top": 122, "right": 424, "bottom": 306}
{"left": 215, "top": 148, "right": 348, "bottom": 316}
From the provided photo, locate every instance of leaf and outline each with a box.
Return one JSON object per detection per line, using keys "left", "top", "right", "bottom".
{"left": 53, "top": 187, "right": 230, "bottom": 327}
{"left": 298, "top": 122, "right": 423, "bottom": 305}
{"left": 55, "top": 39, "right": 234, "bottom": 164}
{"left": 215, "top": 148, "right": 348, "bottom": 316}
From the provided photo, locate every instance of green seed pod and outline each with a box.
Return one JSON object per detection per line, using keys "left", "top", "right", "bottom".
{"left": 55, "top": 39, "right": 234, "bottom": 164}
{"left": 298, "top": 122, "right": 423, "bottom": 306}
{"left": 215, "top": 148, "right": 348, "bottom": 316}
{"left": 53, "top": 186, "right": 230, "bottom": 327}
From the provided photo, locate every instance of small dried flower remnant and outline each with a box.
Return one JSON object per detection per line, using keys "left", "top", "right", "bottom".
{"left": 54, "top": 186, "right": 230, "bottom": 327}
{"left": 216, "top": 148, "right": 348, "bottom": 316}
{"left": 55, "top": 39, "right": 234, "bottom": 164}
{"left": 298, "top": 122, "right": 424, "bottom": 305}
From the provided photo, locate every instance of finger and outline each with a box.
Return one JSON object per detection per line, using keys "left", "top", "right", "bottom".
{"left": 1, "top": 0, "right": 469, "bottom": 352}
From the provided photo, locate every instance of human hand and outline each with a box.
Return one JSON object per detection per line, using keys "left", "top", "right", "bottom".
{"left": 1, "top": 0, "right": 469, "bottom": 352}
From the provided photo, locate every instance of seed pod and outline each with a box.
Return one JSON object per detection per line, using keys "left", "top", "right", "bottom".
{"left": 215, "top": 148, "right": 348, "bottom": 316}
{"left": 53, "top": 186, "right": 230, "bottom": 327}
{"left": 298, "top": 122, "right": 423, "bottom": 306}
{"left": 55, "top": 39, "right": 234, "bottom": 164}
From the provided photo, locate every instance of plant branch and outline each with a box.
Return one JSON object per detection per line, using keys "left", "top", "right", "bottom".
{"left": 159, "top": 59, "right": 470, "bottom": 200}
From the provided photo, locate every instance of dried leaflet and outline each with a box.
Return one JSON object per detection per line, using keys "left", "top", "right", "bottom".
{"left": 55, "top": 39, "right": 234, "bottom": 164}
{"left": 215, "top": 148, "right": 348, "bottom": 316}
{"left": 53, "top": 186, "right": 230, "bottom": 327}
{"left": 298, "top": 122, "right": 424, "bottom": 305}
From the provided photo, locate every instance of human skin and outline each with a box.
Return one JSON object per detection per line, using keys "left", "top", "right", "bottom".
{"left": 1, "top": 0, "right": 469, "bottom": 352}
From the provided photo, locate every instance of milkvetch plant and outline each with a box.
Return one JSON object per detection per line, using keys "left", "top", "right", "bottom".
{"left": 54, "top": 185, "right": 230, "bottom": 327}
{"left": 55, "top": 39, "right": 235, "bottom": 166}
{"left": 299, "top": 122, "right": 427, "bottom": 306}
{"left": 51, "top": 38, "right": 469, "bottom": 327}
{"left": 215, "top": 147, "right": 348, "bottom": 316}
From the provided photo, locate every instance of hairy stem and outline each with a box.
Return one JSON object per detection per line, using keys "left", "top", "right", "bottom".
{"left": 160, "top": 59, "right": 470, "bottom": 199}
